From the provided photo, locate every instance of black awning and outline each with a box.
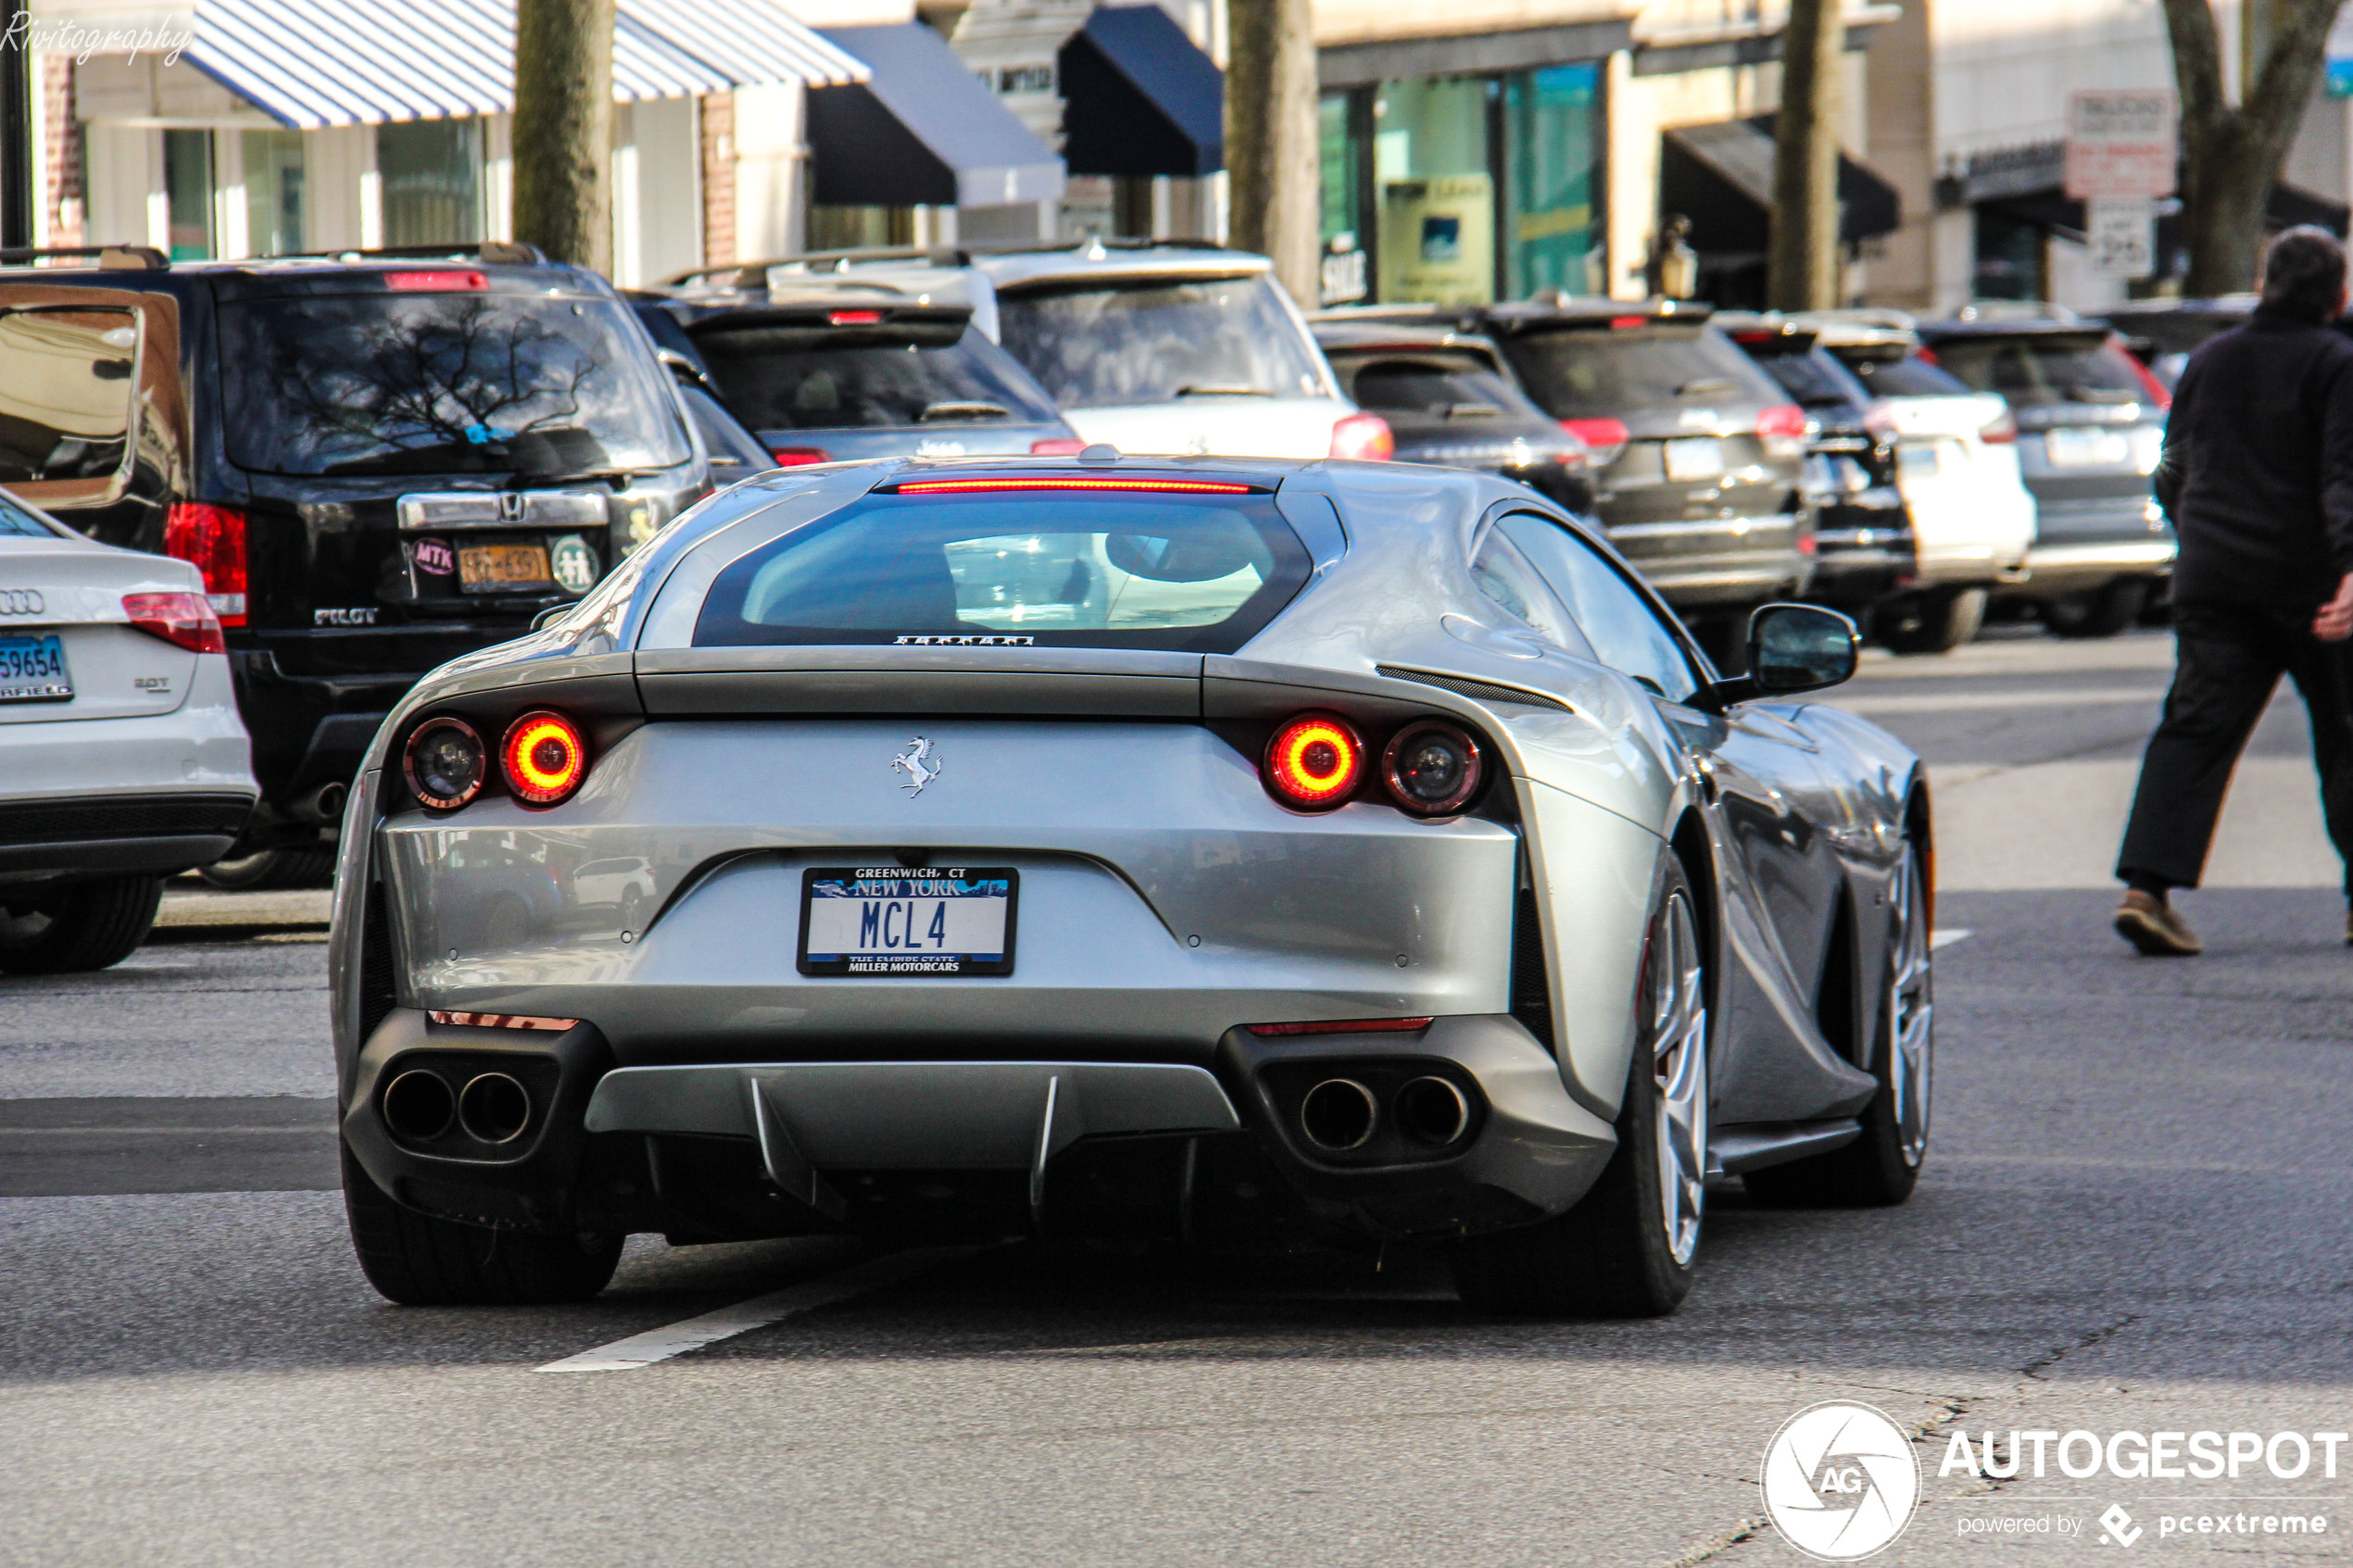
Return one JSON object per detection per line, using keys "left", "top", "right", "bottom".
{"left": 1977, "top": 181, "right": 2349, "bottom": 245}
{"left": 809, "top": 23, "right": 1065, "bottom": 208}
{"left": 1661, "top": 118, "right": 1903, "bottom": 259}
{"left": 1058, "top": 6, "right": 1224, "bottom": 178}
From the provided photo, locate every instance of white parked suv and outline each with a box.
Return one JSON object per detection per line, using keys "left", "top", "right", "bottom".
{"left": 972, "top": 241, "right": 1391, "bottom": 460}
{"left": 1803, "top": 313, "right": 2039, "bottom": 654}
{"left": 0, "top": 491, "right": 258, "bottom": 972}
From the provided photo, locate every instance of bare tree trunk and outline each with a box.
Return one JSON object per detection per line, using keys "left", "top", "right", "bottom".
{"left": 1768, "top": 0, "right": 1843, "bottom": 311}
{"left": 2162, "top": 0, "right": 2339, "bottom": 296}
{"left": 512, "top": 0, "right": 613, "bottom": 273}
{"left": 1225, "top": 0, "right": 1320, "bottom": 307}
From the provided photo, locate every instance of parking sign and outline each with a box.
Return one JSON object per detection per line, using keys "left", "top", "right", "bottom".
{"left": 2065, "top": 89, "right": 2178, "bottom": 200}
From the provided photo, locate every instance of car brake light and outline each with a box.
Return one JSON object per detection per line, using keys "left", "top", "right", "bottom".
{"left": 500, "top": 709, "right": 587, "bottom": 807}
{"left": 1610, "top": 315, "right": 1649, "bottom": 329}
{"left": 163, "top": 503, "right": 248, "bottom": 626}
{"left": 1248, "top": 1017, "right": 1435, "bottom": 1037}
{"left": 769, "top": 446, "right": 832, "bottom": 466}
{"left": 1979, "top": 409, "right": 2018, "bottom": 445}
{"left": 120, "top": 591, "right": 225, "bottom": 654}
{"left": 1329, "top": 412, "right": 1395, "bottom": 461}
{"left": 384, "top": 270, "right": 487, "bottom": 291}
{"left": 1560, "top": 417, "right": 1629, "bottom": 467}
{"left": 1263, "top": 713, "right": 1364, "bottom": 809}
{"left": 892, "top": 477, "right": 1254, "bottom": 495}
{"left": 2118, "top": 341, "right": 2172, "bottom": 410}
{"left": 1756, "top": 402, "right": 1809, "bottom": 458}
{"left": 827, "top": 309, "right": 883, "bottom": 326}
{"left": 1029, "top": 437, "right": 1089, "bottom": 456}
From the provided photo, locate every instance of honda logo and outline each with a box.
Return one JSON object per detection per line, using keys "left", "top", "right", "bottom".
{"left": 0, "top": 589, "right": 45, "bottom": 616}
{"left": 498, "top": 493, "right": 528, "bottom": 523}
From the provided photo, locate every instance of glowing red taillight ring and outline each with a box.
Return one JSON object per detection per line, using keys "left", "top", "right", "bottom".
{"left": 404, "top": 715, "right": 487, "bottom": 811}
{"left": 499, "top": 709, "right": 587, "bottom": 807}
{"left": 1381, "top": 720, "right": 1484, "bottom": 817}
{"left": 1264, "top": 713, "right": 1365, "bottom": 809}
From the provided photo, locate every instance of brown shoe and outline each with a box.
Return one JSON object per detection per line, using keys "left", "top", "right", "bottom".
{"left": 2115, "top": 890, "right": 2202, "bottom": 956}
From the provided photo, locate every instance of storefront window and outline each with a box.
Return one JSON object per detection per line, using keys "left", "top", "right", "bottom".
{"left": 243, "top": 130, "right": 307, "bottom": 257}
{"left": 380, "top": 119, "right": 483, "bottom": 247}
{"left": 163, "top": 129, "right": 213, "bottom": 261}
{"left": 1373, "top": 77, "right": 1493, "bottom": 305}
{"left": 1318, "top": 94, "right": 1367, "bottom": 305}
{"left": 1505, "top": 64, "right": 1602, "bottom": 298}
{"left": 1974, "top": 207, "right": 2045, "bottom": 300}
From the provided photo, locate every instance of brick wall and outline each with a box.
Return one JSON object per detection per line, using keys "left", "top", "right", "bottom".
{"left": 44, "top": 56, "right": 84, "bottom": 248}
{"left": 700, "top": 90, "right": 736, "bottom": 269}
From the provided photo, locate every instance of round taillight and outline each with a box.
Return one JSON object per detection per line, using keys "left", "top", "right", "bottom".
{"left": 1382, "top": 720, "right": 1483, "bottom": 816}
{"left": 500, "top": 710, "right": 587, "bottom": 806}
{"left": 1265, "top": 713, "right": 1365, "bottom": 809}
{"left": 404, "top": 716, "right": 486, "bottom": 811}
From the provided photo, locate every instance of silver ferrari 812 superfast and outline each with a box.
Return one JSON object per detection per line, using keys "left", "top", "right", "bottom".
{"left": 328, "top": 452, "right": 1932, "bottom": 1318}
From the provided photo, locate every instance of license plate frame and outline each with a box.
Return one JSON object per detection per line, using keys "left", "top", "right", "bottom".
{"left": 2044, "top": 426, "right": 2129, "bottom": 468}
{"left": 458, "top": 541, "right": 556, "bottom": 594}
{"left": 0, "top": 633, "right": 72, "bottom": 704}
{"left": 1663, "top": 435, "right": 1728, "bottom": 483}
{"left": 798, "top": 865, "right": 1019, "bottom": 977}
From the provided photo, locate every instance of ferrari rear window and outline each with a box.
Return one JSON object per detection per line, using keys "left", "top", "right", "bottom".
{"left": 694, "top": 489, "right": 1312, "bottom": 652}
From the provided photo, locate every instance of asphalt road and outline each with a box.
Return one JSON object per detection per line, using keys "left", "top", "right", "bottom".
{"left": 4, "top": 628, "right": 2349, "bottom": 1566}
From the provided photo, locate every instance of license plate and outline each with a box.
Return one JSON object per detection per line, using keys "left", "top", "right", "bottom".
{"left": 799, "top": 865, "right": 1018, "bottom": 977}
{"left": 2045, "top": 426, "right": 2130, "bottom": 468}
{"left": 458, "top": 542, "right": 554, "bottom": 593}
{"left": 1663, "top": 436, "right": 1727, "bottom": 482}
{"left": 0, "top": 633, "right": 71, "bottom": 703}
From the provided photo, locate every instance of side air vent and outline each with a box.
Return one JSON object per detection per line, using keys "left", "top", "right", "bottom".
{"left": 1376, "top": 666, "right": 1570, "bottom": 713}
{"left": 359, "top": 881, "right": 398, "bottom": 1044}
{"left": 1509, "top": 879, "right": 1555, "bottom": 1052}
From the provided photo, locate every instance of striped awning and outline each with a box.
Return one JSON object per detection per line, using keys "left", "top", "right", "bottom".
{"left": 185, "top": 0, "right": 869, "bottom": 130}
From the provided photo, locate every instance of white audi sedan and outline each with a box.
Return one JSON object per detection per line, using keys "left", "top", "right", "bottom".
{"left": 0, "top": 490, "right": 258, "bottom": 972}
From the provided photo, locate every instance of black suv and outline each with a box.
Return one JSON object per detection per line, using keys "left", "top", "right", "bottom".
{"left": 1469, "top": 299, "right": 1814, "bottom": 661}
{"left": 0, "top": 244, "right": 715, "bottom": 880}
{"left": 1715, "top": 315, "right": 1911, "bottom": 621}
{"left": 1310, "top": 320, "right": 1592, "bottom": 511}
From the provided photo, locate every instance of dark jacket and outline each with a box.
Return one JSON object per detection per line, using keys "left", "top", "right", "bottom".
{"left": 2156, "top": 305, "right": 2353, "bottom": 609}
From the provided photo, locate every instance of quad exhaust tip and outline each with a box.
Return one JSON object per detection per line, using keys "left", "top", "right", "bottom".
{"left": 1299, "top": 1078, "right": 1378, "bottom": 1151}
{"left": 1395, "top": 1075, "right": 1470, "bottom": 1147}
{"left": 382, "top": 1069, "right": 455, "bottom": 1141}
{"left": 458, "top": 1072, "right": 533, "bottom": 1145}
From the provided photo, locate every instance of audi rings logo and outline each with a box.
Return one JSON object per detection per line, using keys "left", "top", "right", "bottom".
{"left": 1762, "top": 1402, "right": 1921, "bottom": 1560}
{"left": 0, "top": 589, "right": 46, "bottom": 616}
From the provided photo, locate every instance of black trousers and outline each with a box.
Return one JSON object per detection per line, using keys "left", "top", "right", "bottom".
{"left": 2117, "top": 602, "right": 2353, "bottom": 895}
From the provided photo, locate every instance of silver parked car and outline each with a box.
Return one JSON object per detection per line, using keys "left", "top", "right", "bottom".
{"left": 329, "top": 455, "right": 1932, "bottom": 1318}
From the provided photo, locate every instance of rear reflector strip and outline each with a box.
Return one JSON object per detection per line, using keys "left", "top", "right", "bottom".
{"left": 429, "top": 1011, "right": 580, "bottom": 1031}
{"left": 891, "top": 478, "right": 1255, "bottom": 495}
{"left": 827, "top": 309, "right": 883, "bottom": 325}
{"left": 1248, "top": 1017, "right": 1435, "bottom": 1036}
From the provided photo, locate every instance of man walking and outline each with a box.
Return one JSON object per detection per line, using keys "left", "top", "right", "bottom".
{"left": 2115, "top": 226, "right": 2353, "bottom": 956}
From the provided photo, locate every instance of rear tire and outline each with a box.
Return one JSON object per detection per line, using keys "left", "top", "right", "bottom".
{"left": 1876, "top": 586, "right": 1986, "bottom": 656}
{"left": 1451, "top": 862, "right": 1708, "bottom": 1318}
{"left": 0, "top": 875, "right": 163, "bottom": 973}
{"left": 197, "top": 847, "right": 336, "bottom": 891}
{"left": 342, "top": 1143, "right": 621, "bottom": 1305}
{"left": 2045, "top": 579, "right": 2147, "bottom": 639}
{"left": 1743, "top": 837, "right": 1931, "bottom": 1208}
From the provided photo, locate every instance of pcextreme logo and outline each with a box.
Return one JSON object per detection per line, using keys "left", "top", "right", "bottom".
{"left": 1762, "top": 1401, "right": 1922, "bottom": 1561}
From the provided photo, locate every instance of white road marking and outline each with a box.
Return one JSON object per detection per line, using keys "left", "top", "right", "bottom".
{"left": 1826, "top": 686, "right": 2161, "bottom": 715}
{"left": 535, "top": 1246, "right": 975, "bottom": 1373}
{"left": 1931, "top": 928, "right": 1974, "bottom": 951}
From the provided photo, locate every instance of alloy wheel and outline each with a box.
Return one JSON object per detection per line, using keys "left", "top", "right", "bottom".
{"left": 1650, "top": 890, "right": 1709, "bottom": 1266}
{"left": 1887, "top": 851, "right": 1934, "bottom": 1168}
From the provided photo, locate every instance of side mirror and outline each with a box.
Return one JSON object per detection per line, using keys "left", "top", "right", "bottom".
{"left": 1709, "top": 603, "right": 1857, "bottom": 706}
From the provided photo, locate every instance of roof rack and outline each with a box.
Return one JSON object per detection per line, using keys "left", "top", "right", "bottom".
{"left": 661, "top": 235, "right": 1230, "bottom": 292}
{"left": 243, "top": 241, "right": 548, "bottom": 267}
{"left": 0, "top": 245, "right": 169, "bottom": 271}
